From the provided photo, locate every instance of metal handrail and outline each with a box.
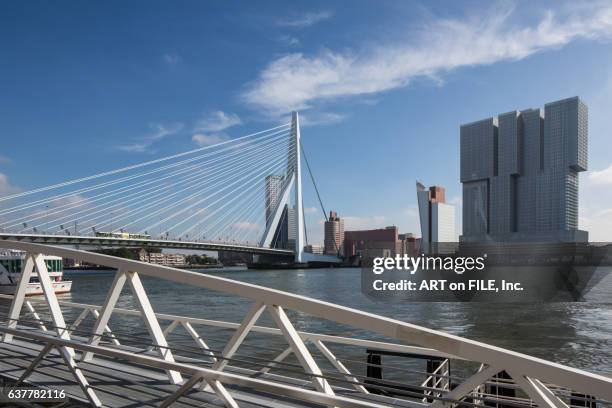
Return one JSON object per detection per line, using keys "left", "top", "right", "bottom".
{"left": 1, "top": 240, "right": 611, "bottom": 407}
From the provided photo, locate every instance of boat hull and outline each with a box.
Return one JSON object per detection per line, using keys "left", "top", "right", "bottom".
{"left": 0, "top": 281, "right": 72, "bottom": 296}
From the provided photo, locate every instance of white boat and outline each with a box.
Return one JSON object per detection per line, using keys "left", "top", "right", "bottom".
{"left": 0, "top": 250, "right": 72, "bottom": 296}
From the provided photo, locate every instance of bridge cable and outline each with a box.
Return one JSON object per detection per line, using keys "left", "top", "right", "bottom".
{"left": 0, "top": 123, "right": 290, "bottom": 202}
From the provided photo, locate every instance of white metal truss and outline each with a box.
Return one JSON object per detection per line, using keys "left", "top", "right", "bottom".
{"left": 0, "top": 241, "right": 610, "bottom": 408}
{"left": 81, "top": 268, "right": 183, "bottom": 384}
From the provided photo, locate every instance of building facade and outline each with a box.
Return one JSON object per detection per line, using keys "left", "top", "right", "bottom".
{"left": 344, "top": 226, "right": 403, "bottom": 259}
{"left": 136, "top": 249, "right": 187, "bottom": 267}
{"left": 416, "top": 183, "right": 456, "bottom": 244}
{"left": 324, "top": 211, "right": 344, "bottom": 255}
{"left": 460, "top": 96, "right": 588, "bottom": 243}
{"left": 264, "top": 175, "right": 283, "bottom": 228}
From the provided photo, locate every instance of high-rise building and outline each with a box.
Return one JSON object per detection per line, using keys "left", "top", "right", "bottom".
{"left": 324, "top": 211, "right": 344, "bottom": 255}
{"left": 416, "top": 183, "right": 456, "bottom": 243}
{"left": 287, "top": 206, "right": 297, "bottom": 250}
{"left": 264, "top": 175, "right": 283, "bottom": 227}
{"left": 460, "top": 96, "right": 588, "bottom": 243}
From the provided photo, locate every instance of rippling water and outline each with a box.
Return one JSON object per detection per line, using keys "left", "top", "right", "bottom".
{"left": 60, "top": 267, "right": 612, "bottom": 376}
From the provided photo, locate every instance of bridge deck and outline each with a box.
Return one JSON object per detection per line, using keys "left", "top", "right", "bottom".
{"left": 0, "top": 336, "right": 413, "bottom": 408}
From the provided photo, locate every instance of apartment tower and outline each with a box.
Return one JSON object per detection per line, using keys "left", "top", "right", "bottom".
{"left": 460, "top": 97, "right": 588, "bottom": 243}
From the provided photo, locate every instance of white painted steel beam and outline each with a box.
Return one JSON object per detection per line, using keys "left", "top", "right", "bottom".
{"left": 126, "top": 271, "right": 182, "bottom": 384}
{"left": 83, "top": 269, "right": 127, "bottom": 361}
{"left": 33, "top": 255, "right": 72, "bottom": 348}
{"left": 268, "top": 304, "right": 334, "bottom": 396}
{"left": 213, "top": 301, "right": 266, "bottom": 372}
{"left": 25, "top": 300, "right": 48, "bottom": 332}
{"left": 0, "top": 241, "right": 611, "bottom": 400}
{"left": 4, "top": 254, "right": 35, "bottom": 342}
{"left": 430, "top": 365, "right": 500, "bottom": 408}
{"left": 314, "top": 339, "right": 369, "bottom": 394}
{"left": 292, "top": 111, "right": 304, "bottom": 263}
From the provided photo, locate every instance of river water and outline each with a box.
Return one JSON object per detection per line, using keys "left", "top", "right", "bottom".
{"left": 60, "top": 267, "right": 612, "bottom": 379}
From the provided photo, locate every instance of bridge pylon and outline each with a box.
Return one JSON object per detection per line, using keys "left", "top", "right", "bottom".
{"left": 258, "top": 112, "right": 305, "bottom": 263}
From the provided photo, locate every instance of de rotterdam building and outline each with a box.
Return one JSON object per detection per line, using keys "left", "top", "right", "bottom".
{"left": 460, "top": 96, "right": 588, "bottom": 243}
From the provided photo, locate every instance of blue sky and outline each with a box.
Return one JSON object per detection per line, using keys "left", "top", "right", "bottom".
{"left": 1, "top": 0, "right": 612, "bottom": 243}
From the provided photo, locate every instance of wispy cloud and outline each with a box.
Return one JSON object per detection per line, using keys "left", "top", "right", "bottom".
{"left": 0, "top": 173, "right": 21, "bottom": 196}
{"left": 115, "top": 122, "right": 183, "bottom": 153}
{"left": 587, "top": 163, "right": 612, "bottom": 186}
{"left": 194, "top": 111, "right": 241, "bottom": 132}
{"left": 244, "top": 3, "right": 612, "bottom": 116}
{"left": 164, "top": 53, "right": 180, "bottom": 65}
{"left": 147, "top": 123, "right": 184, "bottom": 141}
{"left": 277, "top": 10, "right": 333, "bottom": 28}
{"left": 300, "top": 112, "right": 345, "bottom": 127}
{"left": 192, "top": 134, "right": 229, "bottom": 146}
{"left": 277, "top": 35, "right": 301, "bottom": 47}
{"left": 115, "top": 143, "right": 149, "bottom": 153}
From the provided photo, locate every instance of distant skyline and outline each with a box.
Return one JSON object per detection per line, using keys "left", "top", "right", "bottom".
{"left": 2, "top": 1, "right": 612, "bottom": 243}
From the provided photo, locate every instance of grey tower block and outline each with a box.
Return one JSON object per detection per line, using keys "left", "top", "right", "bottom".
{"left": 460, "top": 97, "right": 588, "bottom": 243}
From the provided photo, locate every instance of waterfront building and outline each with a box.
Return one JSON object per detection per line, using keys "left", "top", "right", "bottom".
{"left": 344, "top": 226, "right": 403, "bottom": 259}
{"left": 324, "top": 211, "right": 344, "bottom": 255}
{"left": 304, "top": 244, "right": 324, "bottom": 255}
{"left": 137, "top": 249, "right": 186, "bottom": 267}
{"left": 416, "top": 183, "right": 456, "bottom": 244}
{"left": 264, "top": 175, "right": 283, "bottom": 227}
{"left": 287, "top": 206, "right": 297, "bottom": 250}
{"left": 460, "top": 96, "right": 588, "bottom": 243}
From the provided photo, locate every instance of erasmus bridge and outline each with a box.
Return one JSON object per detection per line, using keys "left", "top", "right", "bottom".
{"left": 0, "top": 112, "right": 339, "bottom": 264}
{"left": 0, "top": 113, "right": 610, "bottom": 407}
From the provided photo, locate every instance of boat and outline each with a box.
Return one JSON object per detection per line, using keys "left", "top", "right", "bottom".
{"left": 0, "top": 250, "right": 72, "bottom": 295}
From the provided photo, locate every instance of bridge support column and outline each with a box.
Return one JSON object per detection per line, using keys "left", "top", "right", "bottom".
{"left": 292, "top": 111, "right": 304, "bottom": 263}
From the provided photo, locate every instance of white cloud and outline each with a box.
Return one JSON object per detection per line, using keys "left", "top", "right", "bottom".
{"left": 244, "top": 3, "right": 612, "bottom": 115}
{"left": 114, "top": 122, "right": 183, "bottom": 153}
{"left": 147, "top": 123, "right": 184, "bottom": 141}
{"left": 300, "top": 112, "right": 345, "bottom": 127}
{"left": 581, "top": 162, "right": 612, "bottom": 241}
{"left": 194, "top": 111, "right": 242, "bottom": 133}
{"left": 0, "top": 173, "right": 21, "bottom": 196}
{"left": 164, "top": 53, "right": 180, "bottom": 65}
{"left": 587, "top": 163, "right": 612, "bottom": 186}
{"left": 192, "top": 134, "right": 229, "bottom": 146}
{"left": 115, "top": 143, "right": 149, "bottom": 153}
{"left": 277, "top": 10, "right": 333, "bottom": 28}
{"left": 278, "top": 35, "right": 301, "bottom": 47}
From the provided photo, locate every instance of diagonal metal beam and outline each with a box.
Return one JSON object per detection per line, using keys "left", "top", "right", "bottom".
{"left": 82, "top": 269, "right": 127, "bottom": 361}
{"left": 203, "top": 301, "right": 266, "bottom": 401}
{"left": 14, "top": 343, "right": 54, "bottom": 386}
{"left": 4, "top": 254, "right": 35, "bottom": 342}
{"left": 159, "top": 374, "right": 203, "bottom": 408}
{"left": 25, "top": 300, "right": 48, "bottom": 332}
{"left": 33, "top": 254, "right": 72, "bottom": 347}
{"left": 313, "top": 339, "right": 368, "bottom": 394}
{"left": 126, "top": 271, "right": 183, "bottom": 384}
{"left": 430, "top": 365, "right": 500, "bottom": 408}
{"left": 267, "top": 304, "right": 334, "bottom": 396}
{"left": 90, "top": 308, "right": 120, "bottom": 345}
{"left": 57, "top": 345, "right": 102, "bottom": 407}
{"left": 260, "top": 345, "right": 293, "bottom": 374}
{"left": 69, "top": 308, "right": 90, "bottom": 332}
{"left": 182, "top": 321, "right": 216, "bottom": 361}
{"left": 213, "top": 301, "right": 266, "bottom": 371}
{"left": 510, "top": 371, "right": 569, "bottom": 408}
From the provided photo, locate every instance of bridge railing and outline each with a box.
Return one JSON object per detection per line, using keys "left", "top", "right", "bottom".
{"left": 0, "top": 240, "right": 611, "bottom": 408}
